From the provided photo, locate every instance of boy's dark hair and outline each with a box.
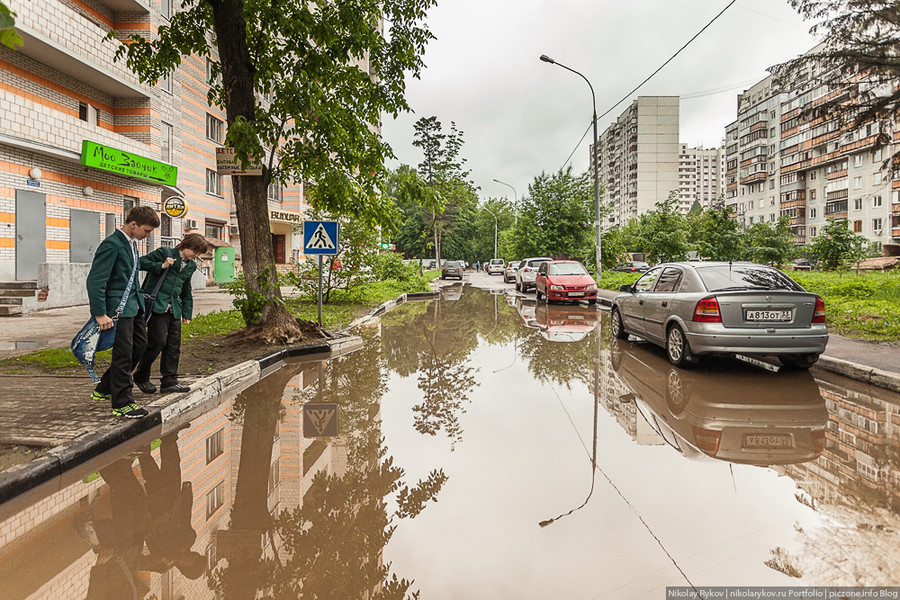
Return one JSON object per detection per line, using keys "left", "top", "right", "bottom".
{"left": 125, "top": 206, "right": 161, "bottom": 228}
{"left": 177, "top": 233, "right": 210, "bottom": 255}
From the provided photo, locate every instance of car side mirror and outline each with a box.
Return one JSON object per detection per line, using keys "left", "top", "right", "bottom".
{"left": 619, "top": 284, "right": 633, "bottom": 293}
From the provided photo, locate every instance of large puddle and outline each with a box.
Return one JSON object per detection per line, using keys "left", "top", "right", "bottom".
{"left": 1, "top": 285, "right": 899, "bottom": 599}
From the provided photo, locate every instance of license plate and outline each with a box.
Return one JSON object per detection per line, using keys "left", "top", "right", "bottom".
{"left": 743, "top": 433, "right": 793, "bottom": 448}
{"left": 745, "top": 309, "right": 792, "bottom": 322}
{"left": 568, "top": 291, "right": 585, "bottom": 297}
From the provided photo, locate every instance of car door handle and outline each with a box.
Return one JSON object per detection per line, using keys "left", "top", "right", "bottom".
{"left": 661, "top": 301, "right": 668, "bottom": 307}
{"left": 639, "top": 299, "right": 644, "bottom": 305}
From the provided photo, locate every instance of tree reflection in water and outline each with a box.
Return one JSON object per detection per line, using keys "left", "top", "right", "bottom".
{"left": 211, "top": 333, "right": 446, "bottom": 600}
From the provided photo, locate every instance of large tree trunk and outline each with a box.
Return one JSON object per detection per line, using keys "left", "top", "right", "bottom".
{"left": 211, "top": 0, "right": 303, "bottom": 343}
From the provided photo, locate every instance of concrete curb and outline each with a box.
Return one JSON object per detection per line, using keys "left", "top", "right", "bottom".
{"left": 815, "top": 355, "right": 900, "bottom": 394}
{"left": 0, "top": 335, "right": 362, "bottom": 505}
{"left": 342, "top": 291, "right": 439, "bottom": 331}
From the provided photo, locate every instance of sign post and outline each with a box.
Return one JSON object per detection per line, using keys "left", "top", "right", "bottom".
{"left": 303, "top": 221, "right": 339, "bottom": 327}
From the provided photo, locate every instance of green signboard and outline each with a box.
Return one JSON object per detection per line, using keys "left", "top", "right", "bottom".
{"left": 80, "top": 140, "right": 178, "bottom": 186}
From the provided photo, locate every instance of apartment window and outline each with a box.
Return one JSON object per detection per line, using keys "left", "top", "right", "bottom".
{"left": 206, "top": 57, "right": 222, "bottom": 87}
{"left": 749, "top": 201, "right": 754, "bottom": 210}
{"left": 206, "top": 481, "right": 225, "bottom": 520}
{"left": 123, "top": 197, "right": 136, "bottom": 220}
{"left": 268, "top": 459, "right": 281, "bottom": 495}
{"left": 873, "top": 172, "right": 882, "bottom": 185}
{"left": 267, "top": 181, "right": 282, "bottom": 203}
{"left": 810, "top": 189, "right": 816, "bottom": 200}
{"left": 206, "top": 541, "right": 218, "bottom": 571}
{"left": 770, "top": 213, "right": 776, "bottom": 222}
{"left": 854, "top": 154, "right": 863, "bottom": 168}
{"left": 206, "top": 114, "right": 224, "bottom": 143}
{"left": 160, "top": 121, "right": 172, "bottom": 162}
{"left": 873, "top": 196, "right": 882, "bottom": 208}
{"left": 78, "top": 102, "right": 98, "bottom": 125}
{"left": 810, "top": 226, "right": 817, "bottom": 237}
{"left": 873, "top": 148, "right": 882, "bottom": 162}
{"left": 206, "top": 429, "right": 224, "bottom": 464}
{"left": 770, "top": 127, "right": 775, "bottom": 138}
{"left": 854, "top": 198, "right": 863, "bottom": 211}
{"left": 159, "top": 73, "right": 173, "bottom": 94}
{"left": 206, "top": 169, "right": 222, "bottom": 196}
{"left": 873, "top": 218, "right": 883, "bottom": 232}
{"left": 161, "top": 0, "right": 172, "bottom": 19}
{"left": 809, "top": 208, "right": 817, "bottom": 219}
{"left": 206, "top": 220, "right": 225, "bottom": 240}
{"left": 853, "top": 220, "right": 862, "bottom": 233}
{"left": 769, "top": 180, "right": 775, "bottom": 189}
{"left": 853, "top": 176, "right": 862, "bottom": 189}
{"left": 749, "top": 216, "right": 754, "bottom": 224}
{"left": 809, "top": 170, "right": 816, "bottom": 181}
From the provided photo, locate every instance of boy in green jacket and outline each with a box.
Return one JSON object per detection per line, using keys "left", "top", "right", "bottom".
{"left": 134, "top": 233, "right": 209, "bottom": 394}
{"left": 86, "top": 206, "right": 159, "bottom": 418}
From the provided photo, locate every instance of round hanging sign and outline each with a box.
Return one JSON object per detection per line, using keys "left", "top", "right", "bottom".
{"left": 162, "top": 196, "right": 189, "bottom": 219}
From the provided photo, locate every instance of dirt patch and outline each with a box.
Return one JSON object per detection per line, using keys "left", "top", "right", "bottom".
{"left": 0, "top": 445, "right": 47, "bottom": 473}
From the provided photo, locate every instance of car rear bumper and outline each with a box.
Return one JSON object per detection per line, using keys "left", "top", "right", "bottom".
{"left": 685, "top": 328, "right": 829, "bottom": 355}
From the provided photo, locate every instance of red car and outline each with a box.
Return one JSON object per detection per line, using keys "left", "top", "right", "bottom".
{"left": 534, "top": 260, "right": 598, "bottom": 304}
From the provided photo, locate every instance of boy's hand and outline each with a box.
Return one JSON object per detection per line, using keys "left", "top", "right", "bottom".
{"left": 162, "top": 257, "right": 176, "bottom": 269}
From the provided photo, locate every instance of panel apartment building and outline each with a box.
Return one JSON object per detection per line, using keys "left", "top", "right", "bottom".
{"left": 0, "top": 0, "right": 308, "bottom": 314}
{"left": 725, "top": 51, "right": 899, "bottom": 247}
{"left": 678, "top": 144, "right": 725, "bottom": 213}
{"left": 592, "top": 96, "right": 680, "bottom": 227}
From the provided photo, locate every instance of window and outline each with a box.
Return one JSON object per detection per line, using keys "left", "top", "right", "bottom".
{"left": 206, "top": 221, "right": 224, "bottom": 240}
{"left": 769, "top": 180, "right": 775, "bottom": 189}
{"left": 206, "top": 481, "right": 225, "bottom": 520}
{"left": 206, "top": 58, "right": 221, "bottom": 87}
{"left": 873, "top": 218, "right": 883, "bottom": 232}
{"left": 873, "top": 196, "right": 882, "bottom": 208}
{"left": 206, "top": 169, "right": 222, "bottom": 196}
{"left": 873, "top": 172, "right": 882, "bottom": 185}
{"left": 770, "top": 197, "right": 775, "bottom": 206}
{"left": 810, "top": 189, "right": 816, "bottom": 200}
{"left": 123, "top": 197, "right": 136, "bottom": 220}
{"left": 854, "top": 154, "right": 863, "bottom": 168}
{"left": 634, "top": 267, "right": 662, "bottom": 292}
{"left": 749, "top": 201, "right": 754, "bottom": 210}
{"left": 809, "top": 208, "right": 817, "bottom": 219}
{"left": 267, "top": 182, "right": 282, "bottom": 203}
{"left": 853, "top": 220, "right": 862, "bottom": 232}
{"left": 854, "top": 198, "right": 863, "bottom": 211}
{"left": 160, "top": 121, "right": 172, "bottom": 162}
{"left": 653, "top": 268, "right": 683, "bottom": 293}
{"left": 78, "top": 102, "right": 97, "bottom": 125}
{"left": 159, "top": 73, "right": 172, "bottom": 94}
{"left": 160, "top": 213, "right": 172, "bottom": 237}
{"left": 206, "top": 114, "right": 224, "bottom": 143}
{"left": 206, "top": 429, "right": 224, "bottom": 464}
{"left": 206, "top": 542, "right": 218, "bottom": 571}
{"left": 268, "top": 459, "right": 281, "bottom": 495}
{"left": 161, "top": 0, "right": 172, "bottom": 20}
{"left": 853, "top": 176, "right": 862, "bottom": 189}
{"left": 809, "top": 170, "right": 816, "bottom": 180}
{"left": 810, "top": 226, "right": 817, "bottom": 237}
{"left": 769, "top": 213, "right": 776, "bottom": 222}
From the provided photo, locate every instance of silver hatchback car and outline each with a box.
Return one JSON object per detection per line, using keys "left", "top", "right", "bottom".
{"left": 610, "top": 262, "right": 828, "bottom": 369}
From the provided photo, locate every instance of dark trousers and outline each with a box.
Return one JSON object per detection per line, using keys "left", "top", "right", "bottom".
{"left": 96, "top": 314, "right": 147, "bottom": 409}
{"left": 134, "top": 312, "right": 182, "bottom": 387}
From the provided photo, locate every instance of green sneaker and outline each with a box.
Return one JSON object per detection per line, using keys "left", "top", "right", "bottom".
{"left": 112, "top": 403, "right": 149, "bottom": 419}
{"left": 91, "top": 391, "right": 111, "bottom": 402}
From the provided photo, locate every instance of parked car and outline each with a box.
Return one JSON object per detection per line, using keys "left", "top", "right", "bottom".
{"left": 441, "top": 260, "right": 465, "bottom": 280}
{"left": 503, "top": 260, "right": 522, "bottom": 283}
{"left": 515, "top": 257, "right": 552, "bottom": 292}
{"left": 610, "top": 339, "right": 827, "bottom": 466}
{"left": 486, "top": 258, "right": 506, "bottom": 275}
{"left": 612, "top": 261, "right": 650, "bottom": 273}
{"left": 610, "top": 261, "right": 828, "bottom": 368}
{"left": 534, "top": 260, "right": 598, "bottom": 304}
{"left": 534, "top": 302, "right": 598, "bottom": 342}
{"left": 790, "top": 258, "right": 816, "bottom": 271}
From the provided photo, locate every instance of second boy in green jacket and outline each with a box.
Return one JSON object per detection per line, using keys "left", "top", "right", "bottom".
{"left": 134, "top": 233, "right": 209, "bottom": 394}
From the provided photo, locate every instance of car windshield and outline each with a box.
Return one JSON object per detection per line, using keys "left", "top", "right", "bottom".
{"left": 549, "top": 263, "right": 588, "bottom": 276}
{"left": 696, "top": 265, "right": 804, "bottom": 292}
{"left": 444, "top": 261, "right": 461, "bottom": 269}
{"left": 490, "top": 259, "right": 503, "bottom": 265}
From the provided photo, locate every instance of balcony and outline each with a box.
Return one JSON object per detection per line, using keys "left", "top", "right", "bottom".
{"left": 740, "top": 171, "right": 767, "bottom": 185}
{"left": 826, "top": 169, "right": 848, "bottom": 180}
{"left": 826, "top": 188, "right": 849, "bottom": 201}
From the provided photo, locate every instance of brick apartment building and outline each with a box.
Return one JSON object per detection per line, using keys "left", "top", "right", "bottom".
{"left": 678, "top": 144, "right": 725, "bottom": 213}
{"left": 0, "top": 0, "right": 309, "bottom": 314}
{"left": 725, "top": 47, "right": 899, "bottom": 248}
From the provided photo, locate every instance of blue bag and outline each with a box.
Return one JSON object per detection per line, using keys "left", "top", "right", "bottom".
{"left": 72, "top": 247, "right": 140, "bottom": 382}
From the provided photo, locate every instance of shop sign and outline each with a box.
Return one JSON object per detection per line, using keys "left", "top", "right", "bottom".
{"left": 81, "top": 140, "right": 178, "bottom": 186}
{"left": 270, "top": 210, "right": 302, "bottom": 223}
{"left": 162, "top": 196, "right": 189, "bottom": 219}
{"left": 216, "top": 147, "right": 263, "bottom": 175}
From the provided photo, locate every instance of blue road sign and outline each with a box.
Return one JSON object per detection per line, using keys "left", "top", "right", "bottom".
{"left": 303, "top": 220, "right": 339, "bottom": 255}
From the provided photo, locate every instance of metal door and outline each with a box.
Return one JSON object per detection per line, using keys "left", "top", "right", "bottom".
{"left": 105, "top": 213, "right": 117, "bottom": 240}
{"left": 15, "top": 189, "right": 46, "bottom": 280}
{"left": 70, "top": 209, "right": 100, "bottom": 263}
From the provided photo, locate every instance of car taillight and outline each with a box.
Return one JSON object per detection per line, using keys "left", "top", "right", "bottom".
{"left": 692, "top": 297, "right": 722, "bottom": 323}
{"left": 812, "top": 297, "right": 826, "bottom": 323}
{"left": 692, "top": 427, "right": 721, "bottom": 455}
{"left": 812, "top": 430, "right": 826, "bottom": 455}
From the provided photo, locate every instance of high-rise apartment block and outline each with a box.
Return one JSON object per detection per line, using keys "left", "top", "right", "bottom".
{"left": 593, "top": 97, "right": 680, "bottom": 227}
{"left": 678, "top": 144, "right": 725, "bottom": 213}
{"left": 725, "top": 51, "right": 898, "bottom": 247}
{"left": 0, "top": 0, "right": 312, "bottom": 313}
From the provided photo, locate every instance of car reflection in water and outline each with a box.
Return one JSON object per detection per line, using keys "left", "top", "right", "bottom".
{"left": 441, "top": 282, "right": 463, "bottom": 301}
{"left": 610, "top": 339, "right": 828, "bottom": 466}
{"left": 534, "top": 301, "right": 598, "bottom": 342}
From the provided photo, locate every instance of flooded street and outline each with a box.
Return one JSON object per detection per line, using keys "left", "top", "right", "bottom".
{"left": 2, "top": 284, "right": 899, "bottom": 599}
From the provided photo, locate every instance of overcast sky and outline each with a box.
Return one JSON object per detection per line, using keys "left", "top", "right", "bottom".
{"left": 381, "top": 0, "right": 820, "bottom": 204}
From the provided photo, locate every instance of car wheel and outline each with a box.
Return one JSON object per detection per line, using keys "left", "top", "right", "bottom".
{"left": 779, "top": 353, "right": 819, "bottom": 370}
{"left": 611, "top": 308, "right": 629, "bottom": 340}
{"left": 664, "top": 368, "right": 689, "bottom": 415}
{"left": 666, "top": 324, "right": 698, "bottom": 368}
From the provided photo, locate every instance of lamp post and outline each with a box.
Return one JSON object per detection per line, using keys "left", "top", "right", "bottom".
{"left": 539, "top": 54, "right": 602, "bottom": 278}
{"left": 484, "top": 206, "right": 498, "bottom": 259}
{"left": 492, "top": 178, "right": 518, "bottom": 227}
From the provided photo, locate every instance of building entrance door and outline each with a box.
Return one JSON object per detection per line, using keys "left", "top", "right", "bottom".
{"left": 70, "top": 209, "right": 100, "bottom": 263}
{"left": 15, "top": 189, "right": 46, "bottom": 280}
{"left": 272, "top": 234, "right": 286, "bottom": 264}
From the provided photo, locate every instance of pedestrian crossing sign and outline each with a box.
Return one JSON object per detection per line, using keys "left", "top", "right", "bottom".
{"left": 303, "top": 220, "right": 339, "bottom": 255}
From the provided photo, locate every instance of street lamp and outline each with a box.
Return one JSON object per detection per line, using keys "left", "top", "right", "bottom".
{"left": 539, "top": 54, "right": 602, "bottom": 278}
{"left": 484, "top": 206, "right": 498, "bottom": 259}
{"left": 492, "top": 178, "right": 518, "bottom": 227}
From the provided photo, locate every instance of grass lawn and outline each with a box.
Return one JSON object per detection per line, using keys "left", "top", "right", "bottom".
{"left": 599, "top": 268, "right": 900, "bottom": 343}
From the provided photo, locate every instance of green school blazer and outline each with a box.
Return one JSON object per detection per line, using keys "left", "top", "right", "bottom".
{"left": 140, "top": 247, "right": 197, "bottom": 320}
{"left": 86, "top": 230, "right": 145, "bottom": 319}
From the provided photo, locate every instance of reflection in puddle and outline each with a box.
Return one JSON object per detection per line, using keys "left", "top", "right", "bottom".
{"left": 1, "top": 285, "right": 899, "bottom": 597}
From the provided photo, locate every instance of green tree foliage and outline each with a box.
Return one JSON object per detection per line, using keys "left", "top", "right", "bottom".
{"left": 811, "top": 218, "right": 871, "bottom": 270}
{"left": 641, "top": 191, "right": 690, "bottom": 263}
{"left": 511, "top": 168, "right": 594, "bottom": 263}
{"left": 695, "top": 201, "right": 744, "bottom": 261}
{"left": 109, "top": 0, "right": 435, "bottom": 341}
{"left": 745, "top": 218, "right": 795, "bottom": 265}
{"left": 776, "top": 0, "right": 900, "bottom": 176}
{"left": 0, "top": 2, "right": 22, "bottom": 49}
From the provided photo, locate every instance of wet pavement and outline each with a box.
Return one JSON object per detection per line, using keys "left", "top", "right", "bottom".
{"left": 1, "top": 282, "right": 900, "bottom": 598}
